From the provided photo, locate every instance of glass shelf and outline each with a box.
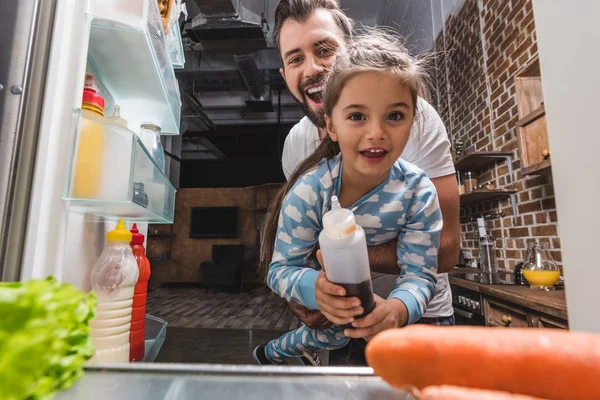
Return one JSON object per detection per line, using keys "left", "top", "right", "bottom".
{"left": 144, "top": 314, "right": 167, "bottom": 362}
{"left": 167, "top": 22, "right": 185, "bottom": 69}
{"left": 87, "top": 0, "right": 181, "bottom": 134}
{"left": 65, "top": 109, "right": 176, "bottom": 223}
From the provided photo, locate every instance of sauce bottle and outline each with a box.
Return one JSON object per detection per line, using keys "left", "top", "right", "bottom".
{"left": 89, "top": 219, "right": 139, "bottom": 363}
{"left": 318, "top": 196, "right": 375, "bottom": 318}
{"left": 129, "top": 223, "right": 151, "bottom": 362}
{"left": 72, "top": 75, "right": 105, "bottom": 199}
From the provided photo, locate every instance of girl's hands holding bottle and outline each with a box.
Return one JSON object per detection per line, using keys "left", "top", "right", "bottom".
{"left": 314, "top": 250, "right": 408, "bottom": 339}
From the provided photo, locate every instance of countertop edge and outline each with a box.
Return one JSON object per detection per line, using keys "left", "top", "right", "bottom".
{"left": 449, "top": 275, "right": 568, "bottom": 321}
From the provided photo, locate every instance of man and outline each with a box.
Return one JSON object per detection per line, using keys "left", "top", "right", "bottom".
{"left": 273, "top": 0, "right": 459, "bottom": 340}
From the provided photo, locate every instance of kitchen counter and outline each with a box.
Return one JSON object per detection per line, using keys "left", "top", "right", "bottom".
{"left": 449, "top": 268, "right": 568, "bottom": 320}
{"left": 58, "top": 364, "right": 409, "bottom": 400}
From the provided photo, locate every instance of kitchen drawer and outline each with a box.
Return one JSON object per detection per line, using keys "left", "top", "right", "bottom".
{"left": 484, "top": 298, "right": 530, "bottom": 328}
{"left": 537, "top": 315, "right": 569, "bottom": 330}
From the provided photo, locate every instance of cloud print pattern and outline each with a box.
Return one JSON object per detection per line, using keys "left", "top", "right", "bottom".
{"left": 263, "top": 155, "right": 442, "bottom": 362}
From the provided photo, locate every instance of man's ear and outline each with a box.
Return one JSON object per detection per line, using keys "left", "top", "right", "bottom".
{"left": 279, "top": 67, "right": 285, "bottom": 80}
{"left": 325, "top": 115, "right": 338, "bottom": 142}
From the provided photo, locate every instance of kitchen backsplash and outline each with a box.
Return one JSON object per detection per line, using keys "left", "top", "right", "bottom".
{"left": 431, "top": 0, "right": 561, "bottom": 271}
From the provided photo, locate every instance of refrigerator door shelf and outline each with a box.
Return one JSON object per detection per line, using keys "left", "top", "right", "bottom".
{"left": 143, "top": 314, "right": 168, "bottom": 362}
{"left": 65, "top": 109, "right": 176, "bottom": 223}
{"left": 87, "top": 0, "right": 181, "bottom": 135}
{"left": 167, "top": 20, "right": 185, "bottom": 70}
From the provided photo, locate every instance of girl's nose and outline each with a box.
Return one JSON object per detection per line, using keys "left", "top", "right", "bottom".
{"left": 365, "top": 120, "right": 387, "bottom": 140}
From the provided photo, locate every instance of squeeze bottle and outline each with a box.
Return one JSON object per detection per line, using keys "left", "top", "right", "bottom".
{"left": 89, "top": 219, "right": 139, "bottom": 363}
{"left": 318, "top": 196, "right": 375, "bottom": 317}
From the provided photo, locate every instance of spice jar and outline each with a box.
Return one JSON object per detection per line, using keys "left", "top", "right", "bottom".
{"left": 456, "top": 171, "right": 465, "bottom": 195}
{"left": 464, "top": 171, "right": 477, "bottom": 194}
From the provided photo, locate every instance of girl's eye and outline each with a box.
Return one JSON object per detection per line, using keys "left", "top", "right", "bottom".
{"left": 348, "top": 113, "right": 365, "bottom": 121}
{"left": 387, "top": 112, "right": 405, "bottom": 121}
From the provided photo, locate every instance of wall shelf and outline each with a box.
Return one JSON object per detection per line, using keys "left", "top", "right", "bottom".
{"left": 454, "top": 151, "right": 514, "bottom": 171}
{"left": 454, "top": 152, "right": 518, "bottom": 223}
{"left": 460, "top": 190, "right": 518, "bottom": 206}
{"left": 65, "top": 109, "right": 176, "bottom": 223}
{"left": 87, "top": 0, "right": 181, "bottom": 134}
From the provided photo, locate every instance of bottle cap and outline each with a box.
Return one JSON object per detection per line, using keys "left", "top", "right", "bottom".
{"left": 130, "top": 223, "right": 145, "bottom": 245}
{"left": 106, "top": 218, "right": 133, "bottom": 242}
{"left": 110, "top": 104, "right": 128, "bottom": 128}
{"left": 82, "top": 74, "right": 105, "bottom": 110}
{"left": 323, "top": 196, "right": 356, "bottom": 239}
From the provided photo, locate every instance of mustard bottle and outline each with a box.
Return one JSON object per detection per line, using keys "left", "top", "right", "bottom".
{"left": 72, "top": 75, "right": 105, "bottom": 199}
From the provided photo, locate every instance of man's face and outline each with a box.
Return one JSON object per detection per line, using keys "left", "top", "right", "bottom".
{"left": 278, "top": 9, "right": 347, "bottom": 128}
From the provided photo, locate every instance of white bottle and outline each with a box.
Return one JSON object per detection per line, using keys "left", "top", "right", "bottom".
{"left": 318, "top": 196, "right": 375, "bottom": 317}
{"left": 89, "top": 219, "right": 139, "bottom": 363}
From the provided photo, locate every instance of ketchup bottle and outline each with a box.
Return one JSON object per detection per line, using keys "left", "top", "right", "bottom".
{"left": 129, "top": 223, "right": 151, "bottom": 361}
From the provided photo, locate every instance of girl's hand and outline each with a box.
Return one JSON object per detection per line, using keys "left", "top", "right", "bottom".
{"left": 344, "top": 295, "right": 409, "bottom": 340}
{"left": 314, "top": 250, "right": 363, "bottom": 325}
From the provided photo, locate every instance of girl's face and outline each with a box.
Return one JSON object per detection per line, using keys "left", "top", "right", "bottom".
{"left": 325, "top": 71, "right": 415, "bottom": 184}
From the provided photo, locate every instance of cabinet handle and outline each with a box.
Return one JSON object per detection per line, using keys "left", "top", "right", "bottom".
{"left": 501, "top": 315, "right": 513, "bottom": 325}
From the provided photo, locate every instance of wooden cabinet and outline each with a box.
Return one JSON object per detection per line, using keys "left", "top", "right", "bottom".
{"left": 484, "top": 298, "right": 530, "bottom": 328}
{"left": 483, "top": 296, "right": 568, "bottom": 329}
{"left": 514, "top": 56, "right": 552, "bottom": 176}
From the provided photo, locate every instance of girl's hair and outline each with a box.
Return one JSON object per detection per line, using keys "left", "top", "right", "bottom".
{"left": 259, "top": 29, "right": 429, "bottom": 281}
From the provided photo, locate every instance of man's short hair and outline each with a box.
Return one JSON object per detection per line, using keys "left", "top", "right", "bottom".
{"left": 272, "top": 0, "right": 354, "bottom": 56}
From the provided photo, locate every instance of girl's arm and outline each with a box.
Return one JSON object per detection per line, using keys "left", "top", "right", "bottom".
{"left": 266, "top": 176, "right": 324, "bottom": 310}
{"left": 390, "top": 176, "right": 443, "bottom": 325}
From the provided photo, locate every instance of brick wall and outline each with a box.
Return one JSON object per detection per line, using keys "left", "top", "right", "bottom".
{"left": 432, "top": 0, "right": 562, "bottom": 271}
{"left": 148, "top": 185, "right": 280, "bottom": 286}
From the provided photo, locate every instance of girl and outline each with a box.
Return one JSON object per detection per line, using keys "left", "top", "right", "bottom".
{"left": 253, "top": 30, "right": 442, "bottom": 365}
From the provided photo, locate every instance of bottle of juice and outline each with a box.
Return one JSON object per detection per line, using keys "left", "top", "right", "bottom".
{"left": 72, "top": 75, "right": 105, "bottom": 199}
{"left": 318, "top": 196, "right": 375, "bottom": 318}
{"left": 129, "top": 223, "right": 151, "bottom": 362}
{"left": 89, "top": 219, "right": 139, "bottom": 363}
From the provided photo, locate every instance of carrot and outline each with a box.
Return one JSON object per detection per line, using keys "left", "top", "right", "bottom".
{"left": 365, "top": 325, "right": 600, "bottom": 400}
{"left": 419, "top": 386, "right": 549, "bottom": 400}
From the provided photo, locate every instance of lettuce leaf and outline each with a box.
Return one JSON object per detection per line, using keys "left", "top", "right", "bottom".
{"left": 0, "top": 277, "right": 96, "bottom": 400}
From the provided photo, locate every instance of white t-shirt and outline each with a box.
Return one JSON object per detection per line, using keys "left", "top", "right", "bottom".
{"left": 281, "top": 98, "right": 455, "bottom": 318}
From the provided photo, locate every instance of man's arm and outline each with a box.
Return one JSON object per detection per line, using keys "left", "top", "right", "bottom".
{"left": 430, "top": 174, "right": 460, "bottom": 273}
{"left": 367, "top": 175, "right": 460, "bottom": 274}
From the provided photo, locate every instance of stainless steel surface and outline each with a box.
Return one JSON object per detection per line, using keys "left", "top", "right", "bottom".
{"left": 10, "top": 85, "right": 23, "bottom": 94}
{"left": 453, "top": 308, "right": 475, "bottom": 319}
{"left": 0, "top": 0, "right": 57, "bottom": 280}
{"left": 85, "top": 363, "right": 376, "bottom": 376}
{"left": 58, "top": 364, "right": 409, "bottom": 400}
{"left": 451, "top": 284, "right": 485, "bottom": 325}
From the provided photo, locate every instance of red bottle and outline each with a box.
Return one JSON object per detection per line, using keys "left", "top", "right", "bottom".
{"left": 129, "top": 223, "right": 151, "bottom": 361}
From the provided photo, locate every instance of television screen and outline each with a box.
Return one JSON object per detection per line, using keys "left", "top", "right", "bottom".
{"left": 190, "top": 207, "right": 239, "bottom": 238}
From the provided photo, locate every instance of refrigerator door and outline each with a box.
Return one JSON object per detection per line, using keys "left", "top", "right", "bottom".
{"left": 0, "top": 0, "right": 58, "bottom": 281}
{"left": 17, "top": 0, "right": 96, "bottom": 284}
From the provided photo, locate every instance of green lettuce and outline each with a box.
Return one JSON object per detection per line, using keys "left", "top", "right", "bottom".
{"left": 0, "top": 277, "right": 96, "bottom": 400}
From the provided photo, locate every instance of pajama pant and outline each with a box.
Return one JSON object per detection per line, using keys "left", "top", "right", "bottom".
{"left": 265, "top": 324, "right": 349, "bottom": 361}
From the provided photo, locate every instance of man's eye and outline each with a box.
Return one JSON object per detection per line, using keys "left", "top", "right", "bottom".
{"left": 288, "top": 57, "right": 302, "bottom": 65}
{"left": 319, "top": 48, "right": 333, "bottom": 57}
{"left": 348, "top": 113, "right": 365, "bottom": 121}
{"left": 387, "top": 112, "right": 405, "bottom": 121}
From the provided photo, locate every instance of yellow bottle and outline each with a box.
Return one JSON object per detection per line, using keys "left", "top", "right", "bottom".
{"left": 72, "top": 75, "right": 105, "bottom": 199}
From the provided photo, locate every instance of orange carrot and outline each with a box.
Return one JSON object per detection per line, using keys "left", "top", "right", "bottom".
{"left": 365, "top": 325, "right": 600, "bottom": 400}
{"left": 419, "top": 386, "right": 549, "bottom": 400}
